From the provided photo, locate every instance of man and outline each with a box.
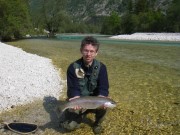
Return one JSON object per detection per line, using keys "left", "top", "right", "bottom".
{"left": 60, "top": 36, "right": 109, "bottom": 134}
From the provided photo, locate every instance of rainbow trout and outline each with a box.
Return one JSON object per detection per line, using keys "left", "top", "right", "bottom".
{"left": 58, "top": 96, "right": 116, "bottom": 113}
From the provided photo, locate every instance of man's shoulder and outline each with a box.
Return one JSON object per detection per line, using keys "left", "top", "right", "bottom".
{"left": 68, "top": 59, "right": 82, "bottom": 69}
{"left": 98, "top": 61, "right": 106, "bottom": 68}
{"left": 73, "top": 59, "right": 82, "bottom": 68}
{"left": 98, "top": 61, "right": 107, "bottom": 72}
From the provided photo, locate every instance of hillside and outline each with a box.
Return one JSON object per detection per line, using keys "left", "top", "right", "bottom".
{"left": 29, "top": 0, "right": 173, "bottom": 22}
{"left": 1, "top": 0, "right": 179, "bottom": 41}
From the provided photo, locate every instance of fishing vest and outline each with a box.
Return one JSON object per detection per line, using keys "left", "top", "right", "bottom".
{"left": 73, "top": 59, "right": 101, "bottom": 96}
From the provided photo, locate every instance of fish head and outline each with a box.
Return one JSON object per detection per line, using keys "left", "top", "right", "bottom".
{"left": 104, "top": 101, "right": 116, "bottom": 108}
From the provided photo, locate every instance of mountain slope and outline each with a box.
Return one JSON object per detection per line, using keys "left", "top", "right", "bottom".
{"left": 65, "top": 0, "right": 172, "bottom": 21}
{"left": 29, "top": 0, "right": 172, "bottom": 22}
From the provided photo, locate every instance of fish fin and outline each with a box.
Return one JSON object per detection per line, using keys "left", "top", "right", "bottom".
{"left": 81, "top": 109, "right": 87, "bottom": 113}
{"left": 55, "top": 104, "right": 67, "bottom": 118}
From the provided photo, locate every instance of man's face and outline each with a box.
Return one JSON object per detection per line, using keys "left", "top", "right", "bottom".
{"left": 81, "top": 44, "right": 98, "bottom": 65}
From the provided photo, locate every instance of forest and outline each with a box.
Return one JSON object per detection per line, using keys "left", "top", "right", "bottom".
{"left": 0, "top": 0, "right": 180, "bottom": 41}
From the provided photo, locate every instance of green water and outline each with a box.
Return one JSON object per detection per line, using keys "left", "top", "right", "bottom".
{"left": 56, "top": 34, "right": 180, "bottom": 46}
{"left": 6, "top": 37, "right": 180, "bottom": 134}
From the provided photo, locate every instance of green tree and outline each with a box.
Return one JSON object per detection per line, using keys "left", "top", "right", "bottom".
{"left": 166, "top": 0, "right": 180, "bottom": 32}
{"left": 101, "top": 12, "right": 120, "bottom": 35}
{"left": 0, "top": 0, "right": 31, "bottom": 41}
{"left": 134, "top": 0, "right": 148, "bottom": 14}
{"left": 120, "top": 13, "right": 138, "bottom": 34}
{"left": 127, "top": 0, "right": 134, "bottom": 13}
{"left": 151, "top": 11, "right": 166, "bottom": 32}
{"left": 41, "top": 0, "right": 67, "bottom": 36}
{"left": 136, "top": 11, "right": 166, "bottom": 32}
{"left": 0, "top": 0, "right": 7, "bottom": 40}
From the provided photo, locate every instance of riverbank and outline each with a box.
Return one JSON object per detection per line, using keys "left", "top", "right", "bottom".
{"left": 0, "top": 42, "right": 64, "bottom": 112}
{"left": 110, "top": 33, "right": 180, "bottom": 41}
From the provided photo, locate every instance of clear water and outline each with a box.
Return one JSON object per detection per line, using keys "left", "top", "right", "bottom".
{"left": 56, "top": 34, "right": 180, "bottom": 46}
{"left": 6, "top": 37, "right": 180, "bottom": 134}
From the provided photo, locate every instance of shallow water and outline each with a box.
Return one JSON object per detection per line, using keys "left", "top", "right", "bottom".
{"left": 56, "top": 34, "right": 180, "bottom": 46}
{"left": 100, "top": 43, "right": 180, "bottom": 134}
{"left": 6, "top": 37, "right": 180, "bottom": 134}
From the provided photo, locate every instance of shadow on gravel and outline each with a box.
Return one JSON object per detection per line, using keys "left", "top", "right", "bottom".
{"left": 40, "top": 96, "right": 69, "bottom": 133}
{"left": 40, "top": 96, "right": 96, "bottom": 134}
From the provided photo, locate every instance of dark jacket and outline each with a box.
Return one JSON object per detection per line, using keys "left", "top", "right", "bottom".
{"left": 67, "top": 58, "right": 109, "bottom": 98}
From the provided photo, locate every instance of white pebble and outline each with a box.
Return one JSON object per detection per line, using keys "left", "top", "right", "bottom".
{"left": 110, "top": 33, "right": 180, "bottom": 41}
{"left": 0, "top": 42, "right": 64, "bottom": 112}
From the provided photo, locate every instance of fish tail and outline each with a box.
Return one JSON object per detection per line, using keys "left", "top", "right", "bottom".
{"left": 55, "top": 104, "right": 67, "bottom": 118}
{"left": 59, "top": 104, "right": 66, "bottom": 112}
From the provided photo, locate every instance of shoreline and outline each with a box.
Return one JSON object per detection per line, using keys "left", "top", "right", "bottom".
{"left": 110, "top": 33, "right": 180, "bottom": 41}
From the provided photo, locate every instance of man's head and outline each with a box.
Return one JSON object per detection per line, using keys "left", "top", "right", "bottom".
{"left": 81, "top": 36, "right": 99, "bottom": 52}
{"left": 80, "top": 36, "right": 100, "bottom": 66}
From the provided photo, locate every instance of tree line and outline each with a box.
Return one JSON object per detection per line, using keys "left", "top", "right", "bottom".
{"left": 0, "top": 0, "right": 31, "bottom": 41}
{"left": 0, "top": 0, "right": 179, "bottom": 41}
{"left": 101, "top": 0, "right": 180, "bottom": 34}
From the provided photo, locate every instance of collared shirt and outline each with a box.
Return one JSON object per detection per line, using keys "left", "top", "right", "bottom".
{"left": 67, "top": 58, "right": 109, "bottom": 98}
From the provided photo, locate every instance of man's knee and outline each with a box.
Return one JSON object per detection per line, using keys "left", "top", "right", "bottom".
{"left": 60, "top": 121, "right": 80, "bottom": 131}
{"left": 59, "top": 109, "right": 82, "bottom": 131}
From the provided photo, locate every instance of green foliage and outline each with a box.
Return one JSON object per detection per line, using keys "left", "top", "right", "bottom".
{"left": 120, "top": 13, "right": 137, "bottom": 34}
{"left": 29, "top": 0, "right": 180, "bottom": 35}
{"left": 149, "top": 11, "right": 166, "bottom": 32}
{"left": 100, "top": 0, "right": 179, "bottom": 34}
{"left": 0, "top": 0, "right": 31, "bottom": 41}
{"left": 134, "top": 0, "right": 148, "bottom": 14}
{"left": 62, "top": 21, "right": 100, "bottom": 33}
{"left": 137, "top": 11, "right": 166, "bottom": 32}
{"left": 1, "top": 0, "right": 180, "bottom": 39}
{"left": 30, "top": 0, "right": 84, "bottom": 36}
{"left": 101, "top": 12, "right": 121, "bottom": 34}
{"left": 166, "top": 0, "right": 180, "bottom": 32}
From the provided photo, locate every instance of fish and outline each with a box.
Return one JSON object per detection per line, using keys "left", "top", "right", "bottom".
{"left": 58, "top": 96, "right": 116, "bottom": 113}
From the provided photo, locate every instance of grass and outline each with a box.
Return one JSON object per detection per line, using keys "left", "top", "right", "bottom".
{"left": 1, "top": 38, "right": 180, "bottom": 135}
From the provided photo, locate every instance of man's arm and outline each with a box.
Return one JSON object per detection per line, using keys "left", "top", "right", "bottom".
{"left": 67, "top": 64, "right": 81, "bottom": 98}
{"left": 98, "top": 64, "right": 109, "bottom": 97}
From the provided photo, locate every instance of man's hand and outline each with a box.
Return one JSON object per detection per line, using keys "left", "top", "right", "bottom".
{"left": 69, "top": 96, "right": 82, "bottom": 110}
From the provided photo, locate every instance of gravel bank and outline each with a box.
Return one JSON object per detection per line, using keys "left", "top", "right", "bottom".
{"left": 110, "top": 33, "right": 180, "bottom": 41}
{"left": 0, "top": 42, "right": 64, "bottom": 112}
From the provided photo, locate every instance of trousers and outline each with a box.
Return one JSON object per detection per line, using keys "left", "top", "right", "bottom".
{"left": 59, "top": 109, "right": 107, "bottom": 131}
